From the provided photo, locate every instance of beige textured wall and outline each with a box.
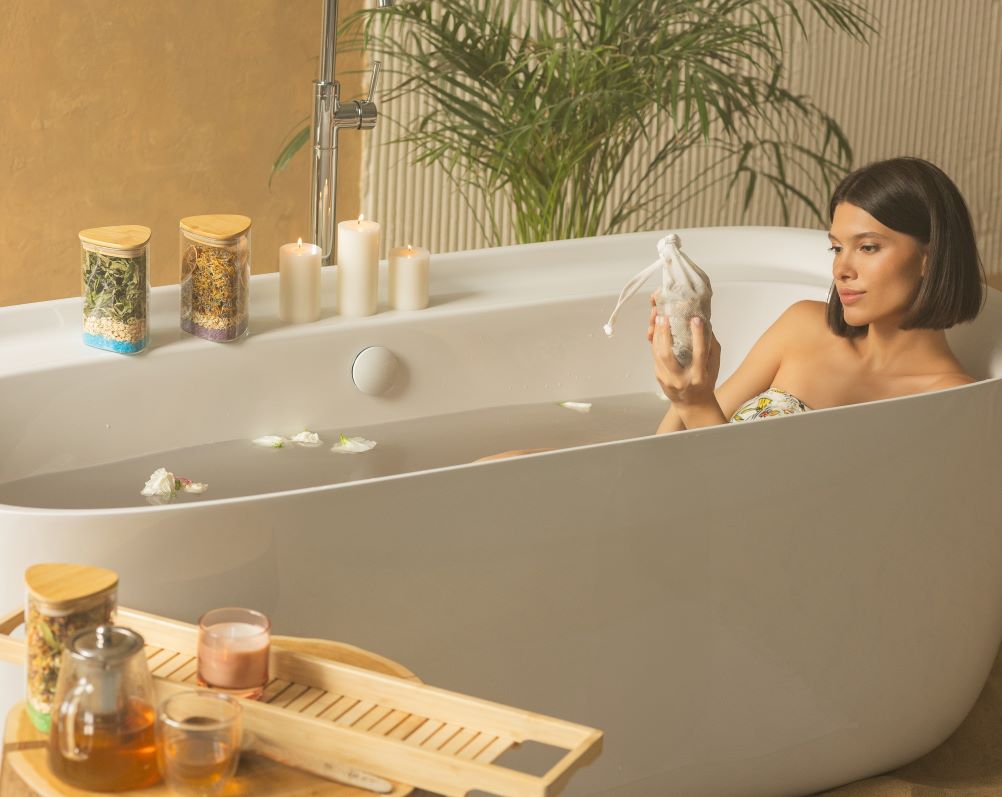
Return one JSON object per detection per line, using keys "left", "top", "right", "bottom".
{"left": 366, "top": 0, "right": 1002, "bottom": 285}
{"left": 0, "top": 0, "right": 364, "bottom": 307}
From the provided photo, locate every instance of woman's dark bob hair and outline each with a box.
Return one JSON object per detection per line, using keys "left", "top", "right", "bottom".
{"left": 826, "top": 156, "right": 986, "bottom": 338}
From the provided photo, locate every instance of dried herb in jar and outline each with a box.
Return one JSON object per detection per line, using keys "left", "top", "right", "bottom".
{"left": 26, "top": 599, "right": 114, "bottom": 725}
{"left": 24, "top": 563, "right": 118, "bottom": 733}
{"left": 82, "top": 249, "right": 148, "bottom": 351}
{"left": 179, "top": 215, "right": 252, "bottom": 342}
{"left": 181, "top": 242, "right": 249, "bottom": 340}
{"left": 79, "top": 225, "right": 151, "bottom": 354}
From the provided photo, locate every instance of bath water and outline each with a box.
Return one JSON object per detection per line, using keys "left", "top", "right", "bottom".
{"left": 0, "top": 392, "right": 667, "bottom": 510}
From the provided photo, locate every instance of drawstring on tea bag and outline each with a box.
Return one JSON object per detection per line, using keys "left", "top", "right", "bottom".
{"left": 603, "top": 233, "right": 713, "bottom": 368}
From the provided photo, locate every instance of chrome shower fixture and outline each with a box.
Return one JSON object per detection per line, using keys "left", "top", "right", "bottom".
{"left": 309, "top": 0, "right": 394, "bottom": 266}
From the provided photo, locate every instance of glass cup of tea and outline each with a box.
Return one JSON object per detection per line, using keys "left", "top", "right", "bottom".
{"left": 156, "top": 690, "right": 242, "bottom": 795}
{"left": 196, "top": 607, "right": 271, "bottom": 700}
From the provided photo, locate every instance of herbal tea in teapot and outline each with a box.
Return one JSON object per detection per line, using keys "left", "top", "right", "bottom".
{"left": 48, "top": 625, "right": 161, "bottom": 791}
{"left": 49, "top": 697, "right": 159, "bottom": 791}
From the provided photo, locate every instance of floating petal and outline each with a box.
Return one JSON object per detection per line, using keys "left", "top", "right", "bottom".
{"left": 253, "top": 435, "right": 287, "bottom": 448}
{"left": 141, "top": 467, "right": 176, "bottom": 498}
{"left": 331, "top": 434, "right": 377, "bottom": 454}
{"left": 291, "top": 430, "right": 323, "bottom": 447}
{"left": 559, "top": 401, "right": 592, "bottom": 413}
{"left": 182, "top": 482, "right": 208, "bottom": 494}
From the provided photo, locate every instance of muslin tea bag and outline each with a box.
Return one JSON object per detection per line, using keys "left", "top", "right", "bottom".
{"left": 603, "top": 233, "right": 712, "bottom": 368}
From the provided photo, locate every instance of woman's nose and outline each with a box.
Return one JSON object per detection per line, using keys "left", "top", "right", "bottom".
{"left": 832, "top": 250, "right": 857, "bottom": 281}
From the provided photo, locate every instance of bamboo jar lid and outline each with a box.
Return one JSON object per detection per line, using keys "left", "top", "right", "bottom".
{"left": 180, "top": 214, "right": 252, "bottom": 241}
{"left": 78, "top": 225, "right": 151, "bottom": 252}
{"left": 24, "top": 564, "right": 118, "bottom": 610}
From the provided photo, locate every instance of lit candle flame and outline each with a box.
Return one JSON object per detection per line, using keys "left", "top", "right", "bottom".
{"left": 406, "top": 243, "right": 414, "bottom": 255}
{"left": 358, "top": 214, "right": 365, "bottom": 225}
{"left": 296, "top": 237, "right": 303, "bottom": 249}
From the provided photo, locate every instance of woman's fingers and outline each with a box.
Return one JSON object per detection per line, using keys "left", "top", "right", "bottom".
{"left": 690, "top": 316, "right": 707, "bottom": 374}
{"left": 652, "top": 315, "right": 680, "bottom": 375}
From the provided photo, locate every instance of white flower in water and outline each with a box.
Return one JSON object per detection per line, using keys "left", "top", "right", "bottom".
{"left": 253, "top": 435, "right": 287, "bottom": 448}
{"left": 331, "top": 434, "right": 377, "bottom": 454}
{"left": 141, "top": 469, "right": 207, "bottom": 504}
{"left": 559, "top": 401, "right": 592, "bottom": 413}
{"left": 291, "top": 430, "right": 322, "bottom": 447}
{"left": 141, "top": 467, "right": 176, "bottom": 498}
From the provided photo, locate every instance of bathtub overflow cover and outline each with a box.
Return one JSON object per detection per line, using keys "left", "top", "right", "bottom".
{"left": 352, "top": 346, "right": 399, "bottom": 396}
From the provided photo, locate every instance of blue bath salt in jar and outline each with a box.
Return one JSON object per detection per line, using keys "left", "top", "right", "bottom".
{"left": 78, "top": 225, "right": 151, "bottom": 354}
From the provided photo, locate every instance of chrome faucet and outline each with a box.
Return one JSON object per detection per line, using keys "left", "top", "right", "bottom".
{"left": 310, "top": 0, "right": 394, "bottom": 266}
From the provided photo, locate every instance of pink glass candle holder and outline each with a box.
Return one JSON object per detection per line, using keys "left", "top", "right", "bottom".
{"left": 196, "top": 608, "right": 270, "bottom": 700}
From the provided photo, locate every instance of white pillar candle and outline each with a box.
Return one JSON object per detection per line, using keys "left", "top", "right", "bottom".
{"left": 279, "top": 238, "right": 322, "bottom": 323}
{"left": 388, "top": 244, "right": 430, "bottom": 310}
{"left": 337, "top": 215, "right": 380, "bottom": 317}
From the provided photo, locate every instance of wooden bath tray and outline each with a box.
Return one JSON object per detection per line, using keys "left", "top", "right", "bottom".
{"left": 0, "top": 607, "right": 602, "bottom": 797}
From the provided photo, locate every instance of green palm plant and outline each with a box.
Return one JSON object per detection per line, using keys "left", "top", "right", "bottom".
{"left": 274, "top": 0, "right": 874, "bottom": 245}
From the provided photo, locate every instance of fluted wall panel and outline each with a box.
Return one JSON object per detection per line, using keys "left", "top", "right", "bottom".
{"left": 365, "top": 0, "right": 1001, "bottom": 277}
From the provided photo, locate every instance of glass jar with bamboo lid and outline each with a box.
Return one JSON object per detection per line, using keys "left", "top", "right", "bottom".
{"left": 78, "top": 225, "right": 151, "bottom": 354}
{"left": 24, "top": 563, "right": 119, "bottom": 733}
{"left": 180, "top": 214, "right": 252, "bottom": 342}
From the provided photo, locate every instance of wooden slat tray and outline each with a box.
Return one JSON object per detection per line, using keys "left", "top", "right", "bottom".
{"left": 0, "top": 607, "right": 602, "bottom": 797}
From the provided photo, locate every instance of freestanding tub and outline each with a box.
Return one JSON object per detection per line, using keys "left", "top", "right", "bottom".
{"left": 1, "top": 227, "right": 1000, "bottom": 796}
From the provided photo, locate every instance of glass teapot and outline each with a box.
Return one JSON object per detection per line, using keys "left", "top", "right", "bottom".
{"left": 48, "top": 625, "right": 162, "bottom": 791}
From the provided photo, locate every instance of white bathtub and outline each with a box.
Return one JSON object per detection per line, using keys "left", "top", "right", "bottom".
{"left": 1, "top": 227, "right": 1000, "bottom": 796}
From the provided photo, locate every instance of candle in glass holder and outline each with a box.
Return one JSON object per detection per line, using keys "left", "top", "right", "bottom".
{"left": 279, "top": 238, "right": 322, "bottom": 323}
{"left": 337, "top": 215, "right": 380, "bottom": 317}
{"left": 388, "top": 244, "right": 430, "bottom": 310}
{"left": 197, "top": 608, "right": 270, "bottom": 700}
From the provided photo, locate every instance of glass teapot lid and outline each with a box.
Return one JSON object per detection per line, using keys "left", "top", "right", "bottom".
{"left": 69, "top": 625, "right": 144, "bottom": 666}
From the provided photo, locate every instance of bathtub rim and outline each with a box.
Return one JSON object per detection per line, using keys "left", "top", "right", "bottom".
{"left": 0, "top": 225, "right": 844, "bottom": 381}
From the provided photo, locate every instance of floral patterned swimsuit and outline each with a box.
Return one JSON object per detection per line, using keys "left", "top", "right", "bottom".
{"left": 728, "top": 387, "right": 812, "bottom": 423}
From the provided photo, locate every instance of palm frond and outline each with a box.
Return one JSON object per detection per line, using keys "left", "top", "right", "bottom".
{"left": 279, "top": 0, "right": 876, "bottom": 244}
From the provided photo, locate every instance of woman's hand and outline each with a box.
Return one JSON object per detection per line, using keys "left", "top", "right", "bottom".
{"left": 648, "top": 293, "right": 721, "bottom": 407}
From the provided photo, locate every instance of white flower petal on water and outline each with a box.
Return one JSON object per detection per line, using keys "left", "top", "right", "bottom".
{"left": 253, "top": 435, "right": 287, "bottom": 448}
{"left": 182, "top": 482, "right": 208, "bottom": 494}
{"left": 559, "top": 401, "right": 592, "bottom": 413}
{"left": 331, "top": 434, "right": 377, "bottom": 454}
{"left": 291, "top": 430, "right": 323, "bottom": 447}
{"left": 141, "top": 467, "right": 176, "bottom": 498}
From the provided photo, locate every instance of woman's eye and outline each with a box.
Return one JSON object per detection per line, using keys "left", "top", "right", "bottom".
{"left": 860, "top": 244, "right": 878, "bottom": 253}
{"left": 827, "top": 245, "right": 841, "bottom": 254}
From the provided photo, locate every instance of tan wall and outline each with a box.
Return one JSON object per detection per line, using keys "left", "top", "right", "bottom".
{"left": 366, "top": 0, "right": 1002, "bottom": 287}
{"left": 0, "top": 0, "right": 364, "bottom": 307}
{"left": 4, "top": 1, "right": 1002, "bottom": 306}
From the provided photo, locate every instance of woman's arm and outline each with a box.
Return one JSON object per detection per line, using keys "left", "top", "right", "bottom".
{"left": 652, "top": 299, "right": 819, "bottom": 431}
{"left": 656, "top": 404, "right": 686, "bottom": 434}
{"left": 673, "top": 400, "right": 729, "bottom": 429}
{"left": 656, "top": 396, "right": 728, "bottom": 432}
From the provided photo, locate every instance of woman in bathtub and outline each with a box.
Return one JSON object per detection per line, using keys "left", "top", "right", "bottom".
{"left": 654, "top": 155, "right": 984, "bottom": 432}
{"left": 479, "top": 156, "right": 986, "bottom": 460}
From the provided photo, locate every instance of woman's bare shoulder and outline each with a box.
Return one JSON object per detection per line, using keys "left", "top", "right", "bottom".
{"left": 927, "top": 372, "right": 979, "bottom": 390}
{"left": 774, "top": 299, "right": 829, "bottom": 342}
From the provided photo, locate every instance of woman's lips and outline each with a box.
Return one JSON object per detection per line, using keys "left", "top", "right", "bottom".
{"left": 839, "top": 290, "right": 864, "bottom": 305}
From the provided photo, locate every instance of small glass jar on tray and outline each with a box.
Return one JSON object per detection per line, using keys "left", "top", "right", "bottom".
{"left": 23, "top": 563, "right": 118, "bottom": 732}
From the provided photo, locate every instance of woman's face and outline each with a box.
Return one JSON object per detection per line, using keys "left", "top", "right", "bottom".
{"left": 828, "top": 202, "right": 927, "bottom": 327}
